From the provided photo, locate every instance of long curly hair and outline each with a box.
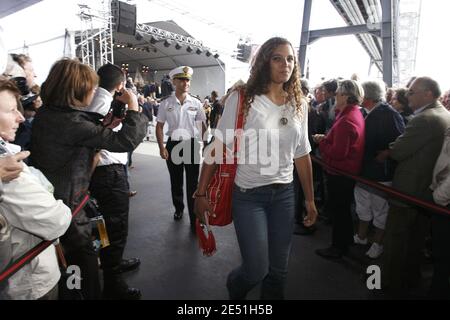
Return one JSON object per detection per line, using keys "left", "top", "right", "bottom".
{"left": 242, "top": 37, "right": 303, "bottom": 121}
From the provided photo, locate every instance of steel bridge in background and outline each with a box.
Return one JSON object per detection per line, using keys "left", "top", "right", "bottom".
{"left": 299, "top": 0, "right": 421, "bottom": 87}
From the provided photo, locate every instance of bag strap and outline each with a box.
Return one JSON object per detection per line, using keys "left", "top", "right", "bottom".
{"left": 55, "top": 243, "right": 68, "bottom": 270}
{"left": 233, "top": 89, "right": 245, "bottom": 157}
{"left": 0, "top": 193, "right": 90, "bottom": 284}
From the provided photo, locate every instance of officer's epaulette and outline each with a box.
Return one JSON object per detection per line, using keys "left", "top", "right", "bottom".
{"left": 189, "top": 93, "right": 202, "bottom": 102}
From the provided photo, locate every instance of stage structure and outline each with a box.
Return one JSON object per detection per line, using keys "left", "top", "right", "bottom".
{"left": 77, "top": 1, "right": 114, "bottom": 70}
{"left": 74, "top": 1, "right": 227, "bottom": 97}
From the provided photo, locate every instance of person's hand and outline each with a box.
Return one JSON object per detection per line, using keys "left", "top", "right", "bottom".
{"left": 303, "top": 200, "right": 318, "bottom": 227}
{"left": 102, "top": 112, "right": 122, "bottom": 129}
{"left": 312, "top": 134, "right": 326, "bottom": 144}
{"left": 0, "top": 151, "right": 30, "bottom": 182}
{"left": 117, "top": 88, "right": 139, "bottom": 112}
{"left": 194, "top": 194, "right": 214, "bottom": 224}
{"left": 376, "top": 149, "right": 390, "bottom": 163}
{"left": 159, "top": 147, "right": 169, "bottom": 160}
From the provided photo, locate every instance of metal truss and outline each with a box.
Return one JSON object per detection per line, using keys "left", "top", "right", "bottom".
{"left": 77, "top": 1, "right": 114, "bottom": 70}
{"left": 136, "top": 23, "right": 205, "bottom": 48}
{"left": 396, "top": 0, "right": 422, "bottom": 85}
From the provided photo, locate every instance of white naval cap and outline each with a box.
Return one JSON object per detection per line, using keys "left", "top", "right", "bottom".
{"left": 169, "top": 66, "right": 193, "bottom": 80}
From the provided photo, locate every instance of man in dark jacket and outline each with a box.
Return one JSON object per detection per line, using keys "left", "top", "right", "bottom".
{"left": 353, "top": 80, "right": 405, "bottom": 259}
{"left": 87, "top": 63, "right": 143, "bottom": 300}
{"left": 160, "top": 75, "right": 174, "bottom": 97}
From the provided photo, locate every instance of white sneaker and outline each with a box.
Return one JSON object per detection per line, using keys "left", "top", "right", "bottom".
{"left": 366, "top": 243, "right": 383, "bottom": 259}
{"left": 353, "top": 234, "right": 368, "bottom": 245}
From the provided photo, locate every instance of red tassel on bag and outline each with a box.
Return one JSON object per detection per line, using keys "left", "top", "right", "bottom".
{"left": 195, "top": 219, "right": 216, "bottom": 256}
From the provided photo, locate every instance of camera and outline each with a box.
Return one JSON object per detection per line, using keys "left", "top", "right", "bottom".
{"left": 111, "top": 92, "right": 127, "bottom": 119}
{"left": 11, "top": 76, "right": 37, "bottom": 108}
{"left": 0, "top": 139, "right": 20, "bottom": 157}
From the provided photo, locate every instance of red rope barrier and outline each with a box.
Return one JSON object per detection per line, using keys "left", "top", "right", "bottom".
{"left": 311, "top": 155, "right": 450, "bottom": 217}
{"left": 0, "top": 193, "right": 90, "bottom": 284}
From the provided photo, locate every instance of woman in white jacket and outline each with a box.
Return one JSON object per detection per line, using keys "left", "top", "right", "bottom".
{"left": 0, "top": 79, "right": 71, "bottom": 300}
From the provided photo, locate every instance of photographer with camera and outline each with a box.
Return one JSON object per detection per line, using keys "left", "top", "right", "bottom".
{"left": 87, "top": 63, "right": 144, "bottom": 300}
{"left": 30, "top": 59, "right": 147, "bottom": 300}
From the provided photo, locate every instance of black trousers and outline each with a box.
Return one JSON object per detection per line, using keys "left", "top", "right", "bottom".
{"left": 430, "top": 213, "right": 450, "bottom": 299}
{"left": 64, "top": 243, "right": 101, "bottom": 300}
{"left": 327, "top": 174, "right": 355, "bottom": 251}
{"left": 382, "top": 205, "right": 429, "bottom": 292}
{"left": 293, "top": 162, "right": 326, "bottom": 222}
{"left": 89, "top": 164, "right": 130, "bottom": 270}
{"left": 166, "top": 138, "right": 200, "bottom": 225}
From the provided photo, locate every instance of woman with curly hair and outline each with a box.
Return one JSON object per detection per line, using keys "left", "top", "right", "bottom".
{"left": 194, "top": 37, "right": 317, "bottom": 300}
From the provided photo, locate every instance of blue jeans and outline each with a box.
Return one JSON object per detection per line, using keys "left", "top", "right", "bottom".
{"left": 227, "top": 183, "right": 295, "bottom": 300}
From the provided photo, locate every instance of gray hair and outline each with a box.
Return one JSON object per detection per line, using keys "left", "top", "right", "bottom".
{"left": 414, "top": 77, "right": 442, "bottom": 99}
{"left": 336, "top": 80, "right": 365, "bottom": 105}
{"left": 361, "top": 80, "right": 386, "bottom": 102}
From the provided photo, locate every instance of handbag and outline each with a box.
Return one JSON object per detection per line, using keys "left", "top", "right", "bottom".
{"left": 206, "top": 89, "right": 245, "bottom": 226}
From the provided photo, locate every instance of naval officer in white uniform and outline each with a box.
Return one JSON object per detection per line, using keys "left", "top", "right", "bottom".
{"left": 156, "top": 66, "right": 207, "bottom": 232}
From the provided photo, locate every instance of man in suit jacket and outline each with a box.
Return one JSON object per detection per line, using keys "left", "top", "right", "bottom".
{"left": 380, "top": 77, "right": 450, "bottom": 296}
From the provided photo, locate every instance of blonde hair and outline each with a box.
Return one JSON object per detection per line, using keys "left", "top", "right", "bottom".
{"left": 41, "top": 58, "right": 98, "bottom": 107}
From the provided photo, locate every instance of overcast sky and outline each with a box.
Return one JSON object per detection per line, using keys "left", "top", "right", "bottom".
{"left": 1, "top": 0, "right": 449, "bottom": 89}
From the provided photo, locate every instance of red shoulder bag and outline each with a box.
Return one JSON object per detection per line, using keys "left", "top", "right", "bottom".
{"left": 206, "top": 89, "right": 245, "bottom": 226}
{"left": 195, "top": 90, "right": 245, "bottom": 255}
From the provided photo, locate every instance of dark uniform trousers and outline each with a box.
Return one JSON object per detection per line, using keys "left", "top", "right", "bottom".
{"left": 166, "top": 138, "right": 200, "bottom": 225}
{"left": 89, "top": 164, "right": 130, "bottom": 270}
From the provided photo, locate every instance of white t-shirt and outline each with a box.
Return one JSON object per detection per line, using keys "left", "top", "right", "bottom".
{"left": 215, "top": 91, "right": 311, "bottom": 189}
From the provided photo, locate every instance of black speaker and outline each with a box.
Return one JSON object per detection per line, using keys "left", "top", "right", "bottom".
{"left": 111, "top": 0, "right": 137, "bottom": 36}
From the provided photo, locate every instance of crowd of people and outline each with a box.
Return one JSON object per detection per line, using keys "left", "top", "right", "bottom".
{"left": 0, "top": 33, "right": 449, "bottom": 301}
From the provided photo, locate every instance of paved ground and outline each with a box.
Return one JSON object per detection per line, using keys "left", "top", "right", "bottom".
{"left": 119, "top": 140, "right": 430, "bottom": 300}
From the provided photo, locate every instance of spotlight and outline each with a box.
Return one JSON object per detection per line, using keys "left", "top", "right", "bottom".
{"left": 213, "top": 53, "right": 220, "bottom": 59}
{"left": 186, "top": 45, "right": 193, "bottom": 53}
{"left": 195, "top": 48, "right": 203, "bottom": 55}
{"left": 135, "top": 32, "right": 143, "bottom": 41}
{"left": 205, "top": 51, "right": 212, "bottom": 57}
{"left": 163, "top": 39, "right": 172, "bottom": 47}
{"left": 149, "top": 36, "right": 158, "bottom": 44}
{"left": 175, "top": 43, "right": 182, "bottom": 50}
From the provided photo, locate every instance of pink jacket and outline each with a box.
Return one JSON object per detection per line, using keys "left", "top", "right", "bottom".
{"left": 319, "top": 104, "right": 365, "bottom": 175}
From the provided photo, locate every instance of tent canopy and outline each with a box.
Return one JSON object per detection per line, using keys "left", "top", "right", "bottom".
{"left": 0, "top": 0, "right": 42, "bottom": 18}
{"left": 113, "top": 20, "right": 224, "bottom": 74}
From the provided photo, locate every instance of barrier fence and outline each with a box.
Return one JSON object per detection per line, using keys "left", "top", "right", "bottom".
{"left": 310, "top": 155, "right": 450, "bottom": 217}
{"left": 1, "top": 155, "right": 449, "bottom": 286}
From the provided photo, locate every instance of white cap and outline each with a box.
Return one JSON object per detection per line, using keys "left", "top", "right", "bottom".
{"left": 169, "top": 66, "right": 193, "bottom": 80}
